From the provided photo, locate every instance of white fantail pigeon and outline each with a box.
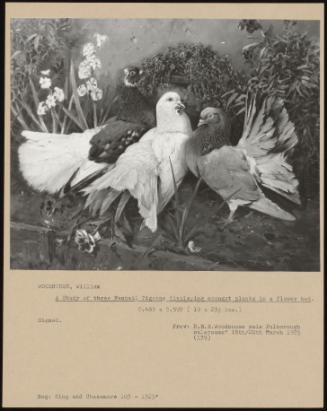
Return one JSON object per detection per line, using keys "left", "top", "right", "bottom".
{"left": 18, "top": 66, "right": 155, "bottom": 195}
{"left": 185, "top": 95, "right": 301, "bottom": 222}
{"left": 82, "top": 91, "right": 192, "bottom": 232}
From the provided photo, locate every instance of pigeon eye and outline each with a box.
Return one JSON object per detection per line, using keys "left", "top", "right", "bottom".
{"left": 167, "top": 97, "right": 173, "bottom": 101}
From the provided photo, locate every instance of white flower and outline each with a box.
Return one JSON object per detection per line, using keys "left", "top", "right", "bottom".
{"left": 53, "top": 87, "right": 65, "bottom": 102}
{"left": 94, "top": 33, "right": 108, "bottom": 48}
{"left": 45, "top": 93, "right": 57, "bottom": 108}
{"left": 75, "top": 229, "right": 88, "bottom": 241}
{"left": 82, "top": 42, "right": 96, "bottom": 57}
{"left": 93, "top": 231, "right": 101, "bottom": 241}
{"left": 74, "top": 229, "right": 98, "bottom": 253}
{"left": 77, "top": 84, "right": 88, "bottom": 97}
{"left": 187, "top": 240, "right": 201, "bottom": 253}
{"left": 87, "top": 55, "right": 102, "bottom": 70}
{"left": 40, "top": 69, "right": 50, "bottom": 76}
{"left": 86, "top": 77, "right": 98, "bottom": 91}
{"left": 78, "top": 60, "right": 92, "bottom": 80}
{"left": 37, "top": 101, "right": 48, "bottom": 116}
{"left": 90, "top": 87, "right": 103, "bottom": 102}
{"left": 39, "top": 76, "right": 52, "bottom": 89}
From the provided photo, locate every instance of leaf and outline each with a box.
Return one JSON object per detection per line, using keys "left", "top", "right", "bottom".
{"left": 51, "top": 109, "right": 58, "bottom": 133}
{"left": 114, "top": 191, "right": 130, "bottom": 223}
{"left": 121, "top": 214, "right": 133, "bottom": 235}
{"left": 19, "top": 99, "right": 44, "bottom": 131}
{"left": 11, "top": 50, "right": 21, "bottom": 59}
{"left": 169, "top": 157, "right": 180, "bottom": 207}
{"left": 235, "top": 94, "right": 246, "bottom": 103}
{"left": 179, "top": 177, "right": 202, "bottom": 243}
{"left": 226, "top": 92, "right": 238, "bottom": 108}
{"left": 61, "top": 105, "right": 84, "bottom": 130}
{"left": 162, "top": 213, "right": 179, "bottom": 242}
{"left": 26, "top": 33, "right": 37, "bottom": 43}
{"left": 221, "top": 89, "right": 235, "bottom": 98}
{"left": 69, "top": 60, "right": 88, "bottom": 129}
{"left": 34, "top": 35, "right": 40, "bottom": 51}
{"left": 99, "top": 190, "right": 121, "bottom": 216}
{"left": 11, "top": 105, "right": 28, "bottom": 129}
{"left": 235, "top": 106, "right": 246, "bottom": 116}
{"left": 61, "top": 95, "right": 74, "bottom": 133}
{"left": 259, "top": 46, "right": 267, "bottom": 59}
{"left": 242, "top": 41, "right": 260, "bottom": 53}
{"left": 114, "top": 225, "right": 127, "bottom": 243}
{"left": 28, "top": 77, "right": 48, "bottom": 132}
{"left": 93, "top": 101, "right": 98, "bottom": 128}
{"left": 28, "top": 77, "right": 40, "bottom": 109}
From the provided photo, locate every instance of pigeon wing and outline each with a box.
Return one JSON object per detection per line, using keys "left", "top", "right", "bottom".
{"left": 186, "top": 123, "right": 231, "bottom": 176}
{"left": 198, "top": 146, "right": 261, "bottom": 202}
{"left": 88, "top": 119, "right": 149, "bottom": 164}
{"left": 83, "top": 139, "right": 160, "bottom": 231}
{"left": 195, "top": 123, "right": 231, "bottom": 155}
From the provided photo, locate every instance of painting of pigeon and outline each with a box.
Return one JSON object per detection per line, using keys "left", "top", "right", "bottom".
{"left": 10, "top": 17, "right": 320, "bottom": 271}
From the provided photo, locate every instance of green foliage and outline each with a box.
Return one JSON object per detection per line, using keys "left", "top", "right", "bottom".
{"left": 235, "top": 20, "right": 320, "bottom": 195}
{"left": 238, "top": 19, "right": 263, "bottom": 34}
{"left": 11, "top": 21, "right": 114, "bottom": 134}
{"left": 138, "top": 43, "right": 247, "bottom": 113}
{"left": 160, "top": 160, "right": 204, "bottom": 251}
{"left": 11, "top": 19, "right": 83, "bottom": 103}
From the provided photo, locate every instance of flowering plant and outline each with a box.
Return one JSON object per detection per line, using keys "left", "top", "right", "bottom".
{"left": 74, "top": 229, "right": 101, "bottom": 253}
{"left": 77, "top": 34, "right": 107, "bottom": 99}
{"left": 11, "top": 31, "right": 113, "bottom": 134}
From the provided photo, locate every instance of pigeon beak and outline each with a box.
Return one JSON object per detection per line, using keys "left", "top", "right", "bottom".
{"left": 197, "top": 118, "right": 206, "bottom": 126}
{"left": 175, "top": 102, "right": 185, "bottom": 113}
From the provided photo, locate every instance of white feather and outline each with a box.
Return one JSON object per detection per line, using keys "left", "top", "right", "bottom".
{"left": 18, "top": 127, "right": 104, "bottom": 193}
{"left": 70, "top": 160, "right": 108, "bottom": 187}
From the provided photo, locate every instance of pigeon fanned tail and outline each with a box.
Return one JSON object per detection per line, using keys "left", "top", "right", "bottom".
{"left": 19, "top": 128, "right": 103, "bottom": 194}
{"left": 249, "top": 197, "right": 296, "bottom": 221}
{"left": 256, "top": 153, "right": 301, "bottom": 204}
{"left": 237, "top": 95, "right": 300, "bottom": 206}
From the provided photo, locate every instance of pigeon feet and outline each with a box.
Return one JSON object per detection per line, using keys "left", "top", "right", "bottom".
{"left": 216, "top": 209, "right": 236, "bottom": 230}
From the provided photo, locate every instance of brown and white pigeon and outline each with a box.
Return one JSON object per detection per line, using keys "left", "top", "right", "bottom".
{"left": 88, "top": 66, "right": 155, "bottom": 164}
{"left": 185, "top": 95, "right": 301, "bottom": 222}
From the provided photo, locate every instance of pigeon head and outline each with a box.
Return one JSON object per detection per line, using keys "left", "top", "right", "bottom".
{"left": 198, "top": 107, "right": 227, "bottom": 127}
{"left": 123, "top": 66, "right": 143, "bottom": 87}
{"left": 156, "top": 91, "right": 191, "bottom": 133}
{"left": 156, "top": 91, "right": 186, "bottom": 115}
